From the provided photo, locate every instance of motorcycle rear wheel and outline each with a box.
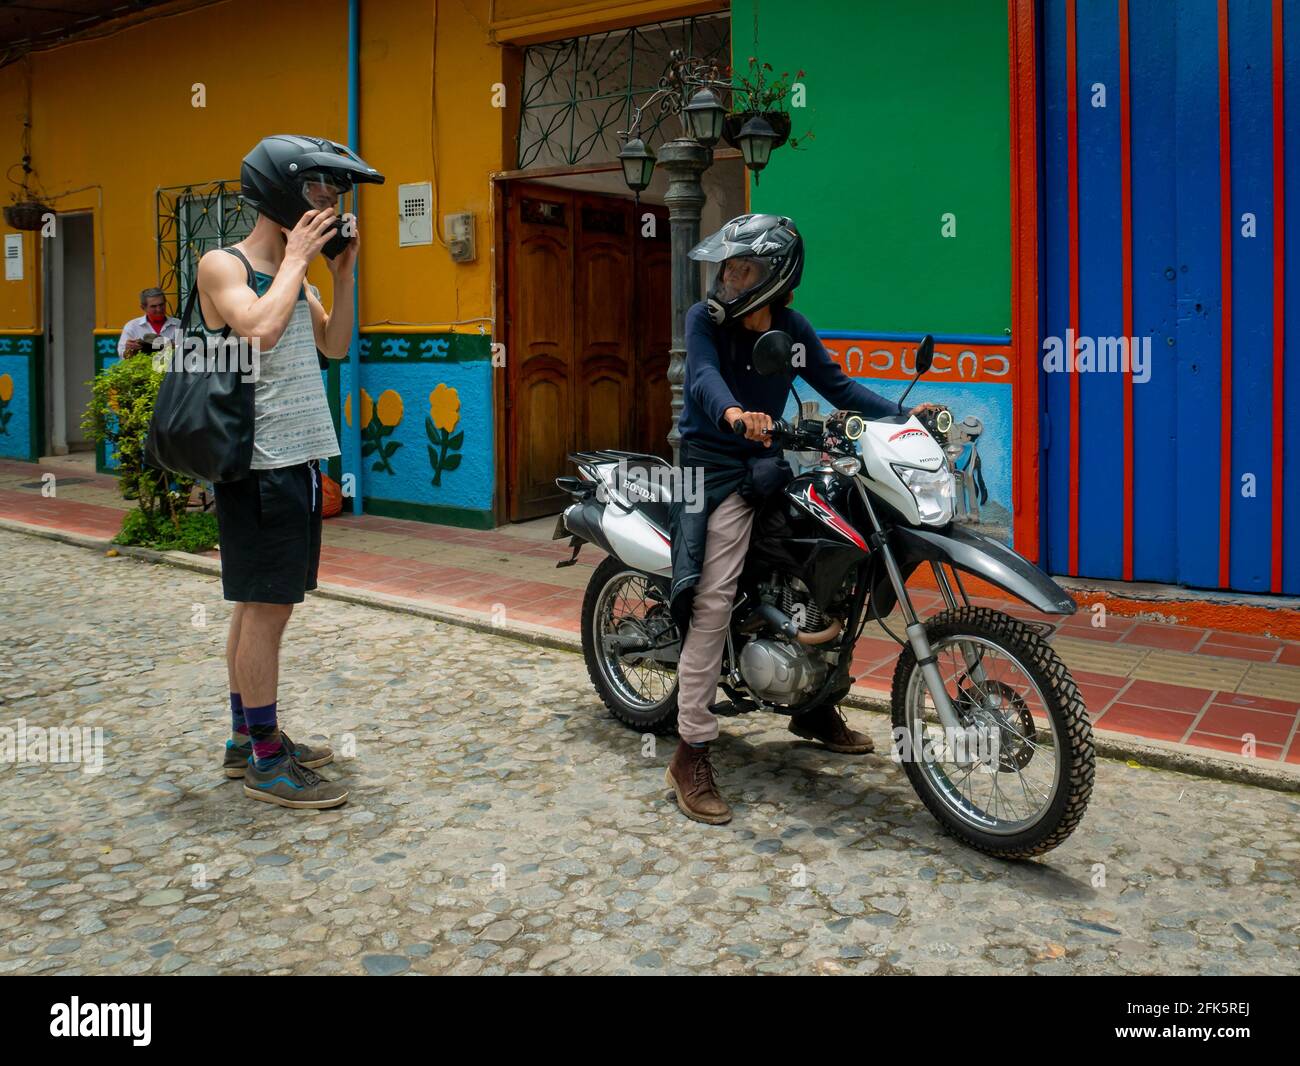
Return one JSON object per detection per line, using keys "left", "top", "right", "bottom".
{"left": 582, "top": 555, "right": 681, "bottom": 734}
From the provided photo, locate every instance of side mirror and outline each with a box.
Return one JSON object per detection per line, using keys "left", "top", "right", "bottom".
{"left": 896, "top": 333, "right": 936, "bottom": 414}
{"left": 916, "top": 334, "right": 935, "bottom": 376}
{"left": 752, "top": 329, "right": 795, "bottom": 376}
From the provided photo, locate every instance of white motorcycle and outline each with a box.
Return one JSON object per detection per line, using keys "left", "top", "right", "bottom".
{"left": 555, "top": 334, "right": 1093, "bottom": 858}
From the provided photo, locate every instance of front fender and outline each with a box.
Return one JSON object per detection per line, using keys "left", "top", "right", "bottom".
{"left": 872, "top": 523, "right": 1078, "bottom": 617}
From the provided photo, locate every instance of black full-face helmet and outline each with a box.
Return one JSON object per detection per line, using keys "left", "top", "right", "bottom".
{"left": 240, "top": 134, "right": 385, "bottom": 258}
{"left": 688, "top": 213, "right": 804, "bottom": 324}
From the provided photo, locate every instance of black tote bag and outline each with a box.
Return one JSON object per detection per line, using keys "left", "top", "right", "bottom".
{"left": 144, "top": 250, "right": 256, "bottom": 483}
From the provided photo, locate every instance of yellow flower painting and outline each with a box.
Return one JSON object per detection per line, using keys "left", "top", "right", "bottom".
{"left": 426, "top": 384, "right": 463, "bottom": 487}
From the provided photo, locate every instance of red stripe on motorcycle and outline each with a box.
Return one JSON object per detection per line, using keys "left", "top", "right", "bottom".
{"left": 805, "top": 484, "right": 868, "bottom": 551}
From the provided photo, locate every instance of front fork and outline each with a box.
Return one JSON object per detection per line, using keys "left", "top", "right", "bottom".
{"left": 852, "top": 481, "right": 984, "bottom": 763}
{"left": 930, "top": 559, "right": 994, "bottom": 690}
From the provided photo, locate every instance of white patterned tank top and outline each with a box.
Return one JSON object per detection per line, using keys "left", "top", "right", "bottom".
{"left": 199, "top": 249, "right": 340, "bottom": 470}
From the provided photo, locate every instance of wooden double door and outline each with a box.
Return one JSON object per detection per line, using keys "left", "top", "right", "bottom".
{"left": 506, "top": 182, "right": 671, "bottom": 520}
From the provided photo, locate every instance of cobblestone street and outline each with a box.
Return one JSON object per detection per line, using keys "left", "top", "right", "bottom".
{"left": 1, "top": 528, "right": 1297, "bottom": 975}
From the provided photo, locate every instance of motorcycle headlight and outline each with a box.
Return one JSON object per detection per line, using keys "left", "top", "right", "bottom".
{"left": 891, "top": 463, "right": 955, "bottom": 524}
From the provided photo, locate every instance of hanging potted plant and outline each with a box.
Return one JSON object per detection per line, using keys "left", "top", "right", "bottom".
{"left": 4, "top": 198, "right": 49, "bottom": 231}
{"left": 723, "top": 57, "right": 810, "bottom": 152}
{"left": 5, "top": 136, "right": 51, "bottom": 231}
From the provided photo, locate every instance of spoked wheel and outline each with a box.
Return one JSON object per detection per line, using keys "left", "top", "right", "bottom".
{"left": 581, "top": 556, "right": 681, "bottom": 734}
{"left": 890, "top": 606, "right": 1094, "bottom": 858}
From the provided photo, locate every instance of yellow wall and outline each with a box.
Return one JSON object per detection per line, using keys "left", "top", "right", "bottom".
{"left": 359, "top": 0, "right": 502, "bottom": 328}
{"left": 0, "top": 0, "right": 348, "bottom": 330}
{"left": 0, "top": 0, "right": 499, "bottom": 334}
{"left": 0, "top": 52, "right": 38, "bottom": 327}
{"left": 0, "top": 0, "right": 717, "bottom": 334}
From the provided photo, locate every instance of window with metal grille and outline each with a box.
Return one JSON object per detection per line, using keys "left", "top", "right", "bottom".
{"left": 517, "top": 13, "right": 730, "bottom": 171}
{"left": 156, "top": 181, "right": 257, "bottom": 313}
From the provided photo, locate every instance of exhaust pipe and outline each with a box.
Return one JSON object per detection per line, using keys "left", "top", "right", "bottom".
{"left": 797, "top": 619, "right": 842, "bottom": 646}
{"left": 746, "top": 605, "right": 842, "bottom": 646}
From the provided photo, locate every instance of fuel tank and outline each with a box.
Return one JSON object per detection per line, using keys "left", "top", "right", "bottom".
{"left": 746, "top": 468, "right": 868, "bottom": 611}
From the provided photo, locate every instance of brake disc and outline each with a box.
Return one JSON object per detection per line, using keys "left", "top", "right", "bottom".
{"left": 956, "top": 679, "right": 1036, "bottom": 771}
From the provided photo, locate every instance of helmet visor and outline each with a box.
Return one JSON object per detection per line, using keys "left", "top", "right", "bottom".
{"left": 300, "top": 170, "right": 351, "bottom": 211}
{"left": 710, "top": 255, "right": 776, "bottom": 305}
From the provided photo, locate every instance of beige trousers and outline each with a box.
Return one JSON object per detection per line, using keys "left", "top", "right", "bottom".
{"left": 674, "top": 492, "right": 755, "bottom": 743}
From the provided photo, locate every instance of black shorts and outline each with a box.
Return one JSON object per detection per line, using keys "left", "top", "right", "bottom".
{"left": 213, "top": 460, "right": 323, "bottom": 604}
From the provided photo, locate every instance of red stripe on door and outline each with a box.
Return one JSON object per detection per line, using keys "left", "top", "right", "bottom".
{"left": 1009, "top": 0, "right": 1041, "bottom": 565}
{"left": 1217, "top": 0, "right": 1234, "bottom": 588}
{"left": 1119, "top": 0, "right": 1135, "bottom": 582}
{"left": 1271, "top": 0, "right": 1286, "bottom": 592}
{"left": 1066, "top": 0, "right": 1081, "bottom": 575}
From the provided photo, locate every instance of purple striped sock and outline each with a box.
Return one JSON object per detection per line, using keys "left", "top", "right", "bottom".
{"left": 231, "top": 692, "right": 248, "bottom": 745}
{"left": 243, "top": 702, "right": 283, "bottom": 768}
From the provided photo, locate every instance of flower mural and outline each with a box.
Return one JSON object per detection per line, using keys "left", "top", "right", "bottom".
{"left": 427, "top": 383, "right": 463, "bottom": 487}
{"left": 377, "top": 389, "right": 403, "bottom": 428}
{"left": 0, "top": 373, "right": 13, "bottom": 436}
{"left": 346, "top": 387, "right": 404, "bottom": 475}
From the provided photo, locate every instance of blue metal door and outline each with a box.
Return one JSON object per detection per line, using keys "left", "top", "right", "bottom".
{"left": 1040, "top": 0, "right": 1300, "bottom": 594}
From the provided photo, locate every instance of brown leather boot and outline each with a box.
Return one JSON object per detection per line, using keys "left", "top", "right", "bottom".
{"left": 665, "top": 740, "right": 732, "bottom": 825}
{"left": 788, "top": 704, "right": 875, "bottom": 754}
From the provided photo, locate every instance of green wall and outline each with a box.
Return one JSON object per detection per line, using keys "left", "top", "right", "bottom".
{"left": 734, "top": 0, "right": 1011, "bottom": 336}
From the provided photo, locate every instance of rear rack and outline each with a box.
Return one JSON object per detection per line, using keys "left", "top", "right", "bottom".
{"left": 568, "top": 449, "right": 673, "bottom": 468}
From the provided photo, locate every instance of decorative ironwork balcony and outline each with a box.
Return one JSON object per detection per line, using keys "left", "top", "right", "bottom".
{"left": 517, "top": 12, "right": 729, "bottom": 171}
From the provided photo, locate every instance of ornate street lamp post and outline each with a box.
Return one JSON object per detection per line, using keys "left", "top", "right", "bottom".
{"left": 617, "top": 52, "right": 758, "bottom": 464}
{"left": 656, "top": 138, "right": 711, "bottom": 462}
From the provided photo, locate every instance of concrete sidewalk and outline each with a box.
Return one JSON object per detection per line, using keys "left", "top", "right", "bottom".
{"left": 3, "top": 456, "right": 1298, "bottom": 782}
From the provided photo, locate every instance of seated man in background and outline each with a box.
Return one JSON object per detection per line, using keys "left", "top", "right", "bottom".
{"left": 118, "top": 287, "right": 182, "bottom": 355}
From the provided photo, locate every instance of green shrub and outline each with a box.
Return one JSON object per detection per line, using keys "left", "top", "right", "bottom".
{"left": 115, "top": 510, "right": 219, "bottom": 553}
{"left": 81, "top": 351, "right": 218, "bottom": 552}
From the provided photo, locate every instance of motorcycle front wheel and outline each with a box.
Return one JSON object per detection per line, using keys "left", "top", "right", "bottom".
{"left": 889, "top": 606, "right": 1094, "bottom": 859}
{"left": 581, "top": 555, "right": 681, "bottom": 734}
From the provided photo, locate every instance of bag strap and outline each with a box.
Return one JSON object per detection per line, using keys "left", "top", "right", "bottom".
{"left": 182, "top": 246, "right": 257, "bottom": 339}
{"left": 179, "top": 278, "right": 203, "bottom": 332}
{"left": 220, "top": 245, "right": 257, "bottom": 291}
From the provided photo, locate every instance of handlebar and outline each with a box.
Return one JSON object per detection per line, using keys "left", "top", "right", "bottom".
{"left": 730, "top": 416, "right": 828, "bottom": 451}
{"left": 730, "top": 416, "right": 795, "bottom": 441}
{"left": 730, "top": 411, "right": 912, "bottom": 455}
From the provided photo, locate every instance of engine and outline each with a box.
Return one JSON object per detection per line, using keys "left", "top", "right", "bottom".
{"left": 780, "top": 582, "right": 827, "bottom": 632}
{"left": 736, "top": 577, "right": 844, "bottom": 705}
{"left": 739, "top": 638, "right": 827, "bottom": 704}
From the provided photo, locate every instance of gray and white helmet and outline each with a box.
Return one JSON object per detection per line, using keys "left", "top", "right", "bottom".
{"left": 689, "top": 213, "right": 805, "bottom": 324}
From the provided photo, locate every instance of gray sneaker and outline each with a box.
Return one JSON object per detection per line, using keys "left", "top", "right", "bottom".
{"left": 223, "top": 730, "right": 334, "bottom": 779}
{"left": 243, "top": 753, "right": 349, "bottom": 809}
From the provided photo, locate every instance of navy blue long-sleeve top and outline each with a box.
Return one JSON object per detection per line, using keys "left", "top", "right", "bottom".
{"left": 678, "top": 301, "right": 896, "bottom": 457}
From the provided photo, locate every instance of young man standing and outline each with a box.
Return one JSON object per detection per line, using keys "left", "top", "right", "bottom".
{"left": 197, "top": 135, "right": 383, "bottom": 808}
